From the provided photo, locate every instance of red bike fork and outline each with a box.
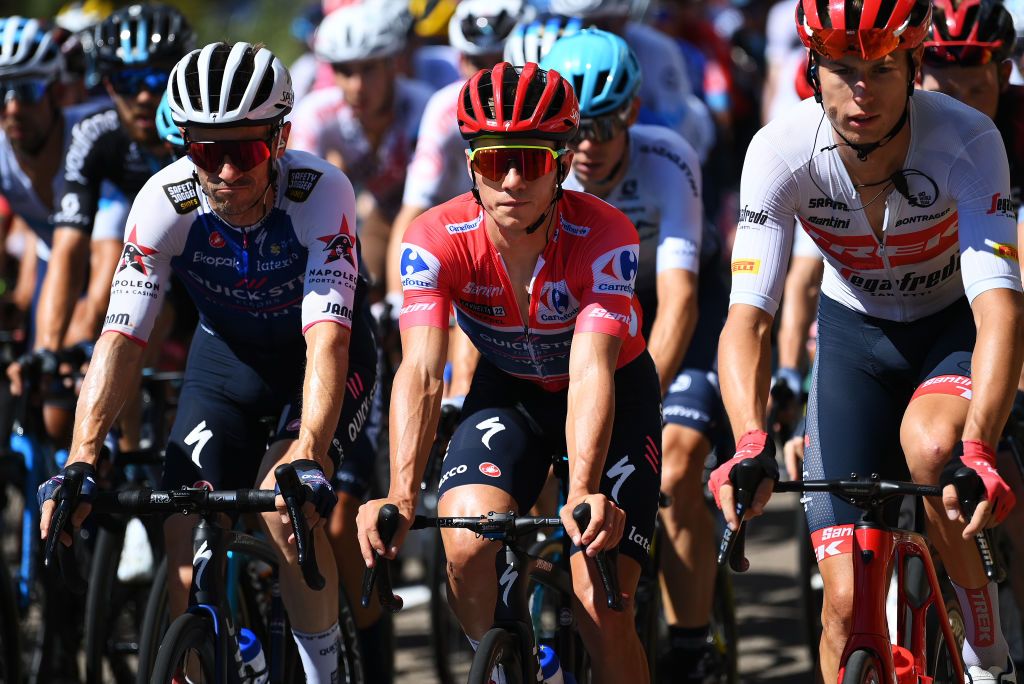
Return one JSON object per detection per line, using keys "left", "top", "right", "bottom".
{"left": 838, "top": 526, "right": 898, "bottom": 681}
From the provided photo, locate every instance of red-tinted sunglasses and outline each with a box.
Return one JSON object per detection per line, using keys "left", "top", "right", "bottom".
{"left": 187, "top": 137, "right": 274, "bottom": 173}
{"left": 469, "top": 145, "right": 567, "bottom": 182}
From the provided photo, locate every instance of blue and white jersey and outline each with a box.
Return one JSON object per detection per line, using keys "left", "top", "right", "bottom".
{"left": 0, "top": 99, "right": 129, "bottom": 258}
{"left": 101, "top": 151, "right": 360, "bottom": 351}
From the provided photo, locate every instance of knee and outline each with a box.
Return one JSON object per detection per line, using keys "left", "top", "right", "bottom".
{"left": 903, "top": 422, "right": 958, "bottom": 482}
{"left": 661, "top": 426, "right": 709, "bottom": 497}
{"left": 575, "top": 587, "right": 637, "bottom": 650}
{"left": 442, "top": 531, "right": 497, "bottom": 589}
{"left": 821, "top": 578, "right": 855, "bottom": 643}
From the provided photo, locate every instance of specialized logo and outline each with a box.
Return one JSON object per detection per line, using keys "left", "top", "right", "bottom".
{"left": 317, "top": 218, "right": 356, "bottom": 267}
{"left": 606, "top": 455, "right": 635, "bottom": 503}
{"left": 592, "top": 246, "right": 639, "bottom": 296}
{"left": 731, "top": 259, "right": 760, "bottom": 274}
{"left": 479, "top": 462, "right": 501, "bottom": 478}
{"left": 116, "top": 226, "right": 158, "bottom": 276}
{"left": 399, "top": 244, "right": 441, "bottom": 290}
{"left": 162, "top": 179, "right": 200, "bottom": 214}
{"left": 475, "top": 416, "right": 506, "bottom": 450}
{"left": 184, "top": 420, "right": 213, "bottom": 468}
{"left": 193, "top": 540, "right": 213, "bottom": 590}
{"left": 985, "top": 238, "right": 1018, "bottom": 260}
{"left": 209, "top": 231, "right": 226, "bottom": 248}
{"left": 285, "top": 168, "right": 323, "bottom": 202}
{"left": 537, "top": 280, "right": 579, "bottom": 323}
{"left": 499, "top": 562, "right": 518, "bottom": 606}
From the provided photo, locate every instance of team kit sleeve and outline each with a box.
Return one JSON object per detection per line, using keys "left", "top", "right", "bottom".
{"left": 401, "top": 91, "right": 459, "bottom": 209}
{"left": 52, "top": 117, "right": 115, "bottom": 233}
{"left": 397, "top": 215, "right": 452, "bottom": 330}
{"left": 946, "top": 127, "right": 1024, "bottom": 300}
{"left": 296, "top": 168, "right": 361, "bottom": 332}
{"left": 728, "top": 131, "right": 801, "bottom": 316}
{"left": 575, "top": 205, "right": 641, "bottom": 339}
{"left": 653, "top": 135, "right": 704, "bottom": 276}
{"left": 99, "top": 178, "right": 185, "bottom": 345}
{"left": 287, "top": 96, "right": 329, "bottom": 156}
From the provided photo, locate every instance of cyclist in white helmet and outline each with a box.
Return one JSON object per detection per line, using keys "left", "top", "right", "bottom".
{"left": 290, "top": 1, "right": 432, "bottom": 297}
{"left": 542, "top": 0, "right": 717, "bottom": 161}
{"left": 384, "top": 0, "right": 527, "bottom": 318}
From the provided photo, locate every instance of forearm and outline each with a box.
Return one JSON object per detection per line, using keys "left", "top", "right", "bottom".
{"left": 68, "top": 332, "right": 146, "bottom": 464}
{"left": 388, "top": 358, "right": 445, "bottom": 500}
{"left": 447, "top": 324, "right": 480, "bottom": 397}
{"left": 648, "top": 295, "right": 697, "bottom": 396}
{"left": 777, "top": 258, "right": 822, "bottom": 370}
{"left": 296, "top": 323, "right": 351, "bottom": 469}
{"left": 963, "top": 290, "right": 1024, "bottom": 445}
{"left": 718, "top": 305, "right": 774, "bottom": 438}
{"left": 35, "top": 232, "right": 88, "bottom": 350}
{"left": 65, "top": 239, "right": 122, "bottom": 345}
{"left": 566, "top": 337, "right": 617, "bottom": 497}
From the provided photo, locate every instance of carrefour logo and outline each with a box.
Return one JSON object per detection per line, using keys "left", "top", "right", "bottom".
{"left": 591, "top": 246, "right": 639, "bottom": 296}
{"left": 537, "top": 280, "right": 579, "bottom": 323}
{"left": 399, "top": 244, "right": 441, "bottom": 291}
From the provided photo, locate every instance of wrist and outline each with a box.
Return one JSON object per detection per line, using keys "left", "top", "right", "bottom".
{"left": 962, "top": 439, "right": 996, "bottom": 463}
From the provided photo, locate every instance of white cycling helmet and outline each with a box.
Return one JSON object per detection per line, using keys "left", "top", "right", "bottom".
{"left": 548, "top": 0, "right": 632, "bottom": 19}
{"left": 0, "top": 16, "right": 63, "bottom": 79}
{"left": 448, "top": 0, "right": 528, "bottom": 56}
{"left": 166, "top": 42, "right": 293, "bottom": 127}
{"left": 503, "top": 13, "right": 583, "bottom": 66}
{"left": 314, "top": 1, "right": 409, "bottom": 64}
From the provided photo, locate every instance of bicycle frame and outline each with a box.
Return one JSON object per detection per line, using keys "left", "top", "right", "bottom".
{"left": 838, "top": 523, "right": 964, "bottom": 683}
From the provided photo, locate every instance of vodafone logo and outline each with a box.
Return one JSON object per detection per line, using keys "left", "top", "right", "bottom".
{"left": 479, "top": 462, "right": 501, "bottom": 478}
{"left": 209, "top": 231, "right": 225, "bottom": 248}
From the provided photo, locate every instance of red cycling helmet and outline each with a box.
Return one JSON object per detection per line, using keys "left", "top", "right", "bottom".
{"left": 458, "top": 61, "right": 580, "bottom": 143}
{"left": 796, "top": 0, "right": 933, "bottom": 61}
{"left": 925, "top": 0, "right": 1016, "bottom": 66}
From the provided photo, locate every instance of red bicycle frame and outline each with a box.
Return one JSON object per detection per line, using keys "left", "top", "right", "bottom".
{"left": 836, "top": 524, "right": 964, "bottom": 684}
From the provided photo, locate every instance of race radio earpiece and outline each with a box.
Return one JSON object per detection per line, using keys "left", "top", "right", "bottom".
{"left": 807, "top": 58, "right": 822, "bottom": 104}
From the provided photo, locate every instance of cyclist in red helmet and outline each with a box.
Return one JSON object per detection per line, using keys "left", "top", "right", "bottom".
{"left": 357, "top": 62, "right": 662, "bottom": 681}
{"left": 711, "top": 0, "right": 1024, "bottom": 680}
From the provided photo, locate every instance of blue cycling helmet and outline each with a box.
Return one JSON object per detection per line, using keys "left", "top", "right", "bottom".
{"left": 503, "top": 13, "right": 583, "bottom": 66}
{"left": 156, "top": 90, "right": 183, "bottom": 149}
{"left": 540, "top": 28, "right": 641, "bottom": 119}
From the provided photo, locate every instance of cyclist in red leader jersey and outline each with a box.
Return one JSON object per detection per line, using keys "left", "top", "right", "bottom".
{"left": 710, "top": 0, "right": 1024, "bottom": 681}
{"left": 357, "top": 62, "right": 662, "bottom": 682}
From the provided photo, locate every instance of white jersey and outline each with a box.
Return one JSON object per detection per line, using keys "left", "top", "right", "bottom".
{"left": 562, "top": 124, "right": 703, "bottom": 297}
{"left": 764, "top": 0, "right": 808, "bottom": 122}
{"left": 624, "top": 22, "right": 716, "bottom": 161}
{"left": 731, "top": 92, "right": 1022, "bottom": 322}
{"left": 0, "top": 99, "right": 129, "bottom": 259}
{"left": 102, "top": 151, "right": 359, "bottom": 348}
{"left": 401, "top": 79, "right": 471, "bottom": 210}
{"left": 288, "top": 77, "right": 433, "bottom": 217}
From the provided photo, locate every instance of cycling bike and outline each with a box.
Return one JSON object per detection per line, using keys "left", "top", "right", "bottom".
{"left": 364, "top": 502, "right": 621, "bottom": 684}
{"left": 719, "top": 459, "right": 996, "bottom": 683}
{"left": 44, "top": 461, "right": 342, "bottom": 683}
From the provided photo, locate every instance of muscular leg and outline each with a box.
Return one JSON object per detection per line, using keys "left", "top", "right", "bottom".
{"left": 572, "top": 552, "right": 648, "bottom": 684}
{"left": 817, "top": 553, "right": 855, "bottom": 684}
{"left": 438, "top": 483, "right": 518, "bottom": 640}
{"left": 659, "top": 424, "right": 715, "bottom": 627}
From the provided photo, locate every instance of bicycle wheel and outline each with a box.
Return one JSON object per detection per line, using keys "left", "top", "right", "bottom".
{"left": 842, "top": 649, "right": 884, "bottom": 684}
{"left": 0, "top": 558, "right": 20, "bottom": 684}
{"left": 337, "top": 585, "right": 367, "bottom": 684}
{"left": 136, "top": 557, "right": 169, "bottom": 684}
{"left": 429, "top": 528, "right": 474, "bottom": 684}
{"left": 711, "top": 564, "right": 739, "bottom": 684}
{"left": 149, "top": 613, "right": 217, "bottom": 684}
{"left": 927, "top": 580, "right": 966, "bottom": 684}
{"left": 467, "top": 627, "right": 525, "bottom": 684}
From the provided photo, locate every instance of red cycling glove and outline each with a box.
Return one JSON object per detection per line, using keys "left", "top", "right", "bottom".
{"left": 952, "top": 440, "right": 1017, "bottom": 525}
{"left": 708, "top": 429, "right": 778, "bottom": 511}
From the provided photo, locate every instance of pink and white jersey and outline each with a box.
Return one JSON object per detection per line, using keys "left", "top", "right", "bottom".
{"left": 399, "top": 192, "right": 646, "bottom": 391}
{"left": 289, "top": 77, "right": 433, "bottom": 217}
{"left": 401, "top": 80, "right": 472, "bottom": 210}
{"left": 731, "top": 92, "right": 1022, "bottom": 322}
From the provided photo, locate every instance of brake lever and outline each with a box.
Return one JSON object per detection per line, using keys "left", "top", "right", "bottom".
{"left": 951, "top": 467, "right": 1003, "bottom": 582}
{"left": 43, "top": 464, "right": 88, "bottom": 594}
{"left": 360, "top": 503, "right": 404, "bottom": 612}
{"left": 274, "top": 463, "right": 325, "bottom": 591}
{"left": 716, "top": 458, "right": 763, "bottom": 572}
{"left": 572, "top": 503, "right": 623, "bottom": 611}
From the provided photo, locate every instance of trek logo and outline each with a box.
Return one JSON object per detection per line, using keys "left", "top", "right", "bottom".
{"left": 399, "top": 244, "right": 441, "bottom": 290}
{"left": 965, "top": 586, "right": 995, "bottom": 647}
{"left": 162, "top": 179, "right": 200, "bottom": 214}
{"left": 284, "top": 169, "right": 323, "bottom": 202}
{"left": 739, "top": 204, "right": 769, "bottom": 226}
{"left": 537, "top": 280, "right": 579, "bottom": 323}
{"left": 476, "top": 417, "right": 505, "bottom": 450}
{"left": 592, "top": 246, "right": 639, "bottom": 296}
{"left": 986, "top": 193, "right": 1015, "bottom": 218}
{"left": 116, "top": 226, "right": 158, "bottom": 276}
{"left": 499, "top": 563, "right": 518, "bottom": 606}
{"left": 606, "top": 455, "right": 635, "bottom": 503}
{"left": 185, "top": 420, "right": 213, "bottom": 468}
{"left": 316, "top": 218, "right": 355, "bottom": 267}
